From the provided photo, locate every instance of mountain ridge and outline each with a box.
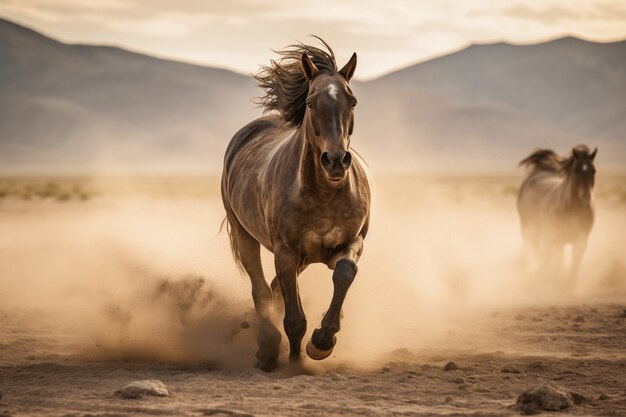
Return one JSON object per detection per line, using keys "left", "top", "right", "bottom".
{"left": 1, "top": 17, "right": 624, "bottom": 173}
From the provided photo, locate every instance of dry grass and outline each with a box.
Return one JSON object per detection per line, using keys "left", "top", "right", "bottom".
{"left": 0, "top": 175, "right": 624, "bottom": 204}
{"left": 0, "top": 178, "right": 92, "bottom": 201}
{"left": 0, "top": 176, "right": 221, "bottom": 202}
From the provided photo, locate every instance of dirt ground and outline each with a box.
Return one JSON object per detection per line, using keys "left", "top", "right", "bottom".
{"left": 0, "top": 177, "right": 625, "bottom": 416}
{"left": 1, "top": 302, "right": 625, "bottom": 416}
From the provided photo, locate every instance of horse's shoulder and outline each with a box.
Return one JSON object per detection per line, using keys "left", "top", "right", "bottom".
{"left": 223, "top": 116, "right": 283, "bottom": 171}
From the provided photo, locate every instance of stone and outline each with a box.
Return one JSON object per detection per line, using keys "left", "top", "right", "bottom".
{"left": 515, "top": 385, "right": 573, "bottom": 415}
{"left": 569, "top": 392, "right": 587, "bottom": 405}
{"left": 443, "top": 361, "right": 459, "bottom": 371}
{"left": 115, "top": 380, "right": 169, "bottom": 399}
{"left": 501, "top": 366, "right": 522, "bottom": 374}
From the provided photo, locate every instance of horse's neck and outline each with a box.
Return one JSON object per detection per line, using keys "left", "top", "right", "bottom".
{"left": 559, "top": 171, "right": 590, "bottom": 207}
{"left": 296, "top": 127, "right": 316, "bottom": 186}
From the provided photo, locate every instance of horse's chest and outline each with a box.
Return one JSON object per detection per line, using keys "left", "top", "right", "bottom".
{"left": 541, "top": 205, "right": 594, "bottom": 243}
{"left": 285, "top": 208, "right": 364, "bottom": 261}
{"left": 301, "top": 225, "right": 348, "bottom": 254}
{"left": 276, "top": 188, "right": 368, "bottom": 261}
{"left": 556, "top": 209, "right": 594, "bottom": 238}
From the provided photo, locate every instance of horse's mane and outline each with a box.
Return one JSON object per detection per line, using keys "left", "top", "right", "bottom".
{"left": 520, "top": 145, "right": 593, "bottom": 173}
{"left": 254, "top": 36, "right": 337, "bottom": 127}
{"left": 519, "top": 149, "right": 563, "bottom": 172}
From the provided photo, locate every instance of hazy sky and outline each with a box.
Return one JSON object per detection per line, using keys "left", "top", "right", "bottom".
{"left": 1, "top": 0, "right": 625, "bottom": 79}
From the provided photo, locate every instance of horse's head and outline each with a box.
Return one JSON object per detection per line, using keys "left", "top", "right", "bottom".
{"left": 571, "top": 145, "right": 597, "bottom": 188}
{"left": 301, "top": 52, "right": 358, "bottom": 183}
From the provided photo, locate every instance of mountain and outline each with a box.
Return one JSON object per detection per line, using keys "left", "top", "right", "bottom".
{"left": 1, "top": 18, "right": 625, "bottom": 174}
{"left": 0, "top": 18, "right": 257, "bottom": 173}
{"left": 353, "top": 37, "right": 626, "bottom": 172}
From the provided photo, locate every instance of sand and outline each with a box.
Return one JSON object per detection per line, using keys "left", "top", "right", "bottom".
{"left": 1, "top": 302, "right": 624, "bottom": 416}
{"left": 0, "top": 177, "right": 624, "bottom": 416}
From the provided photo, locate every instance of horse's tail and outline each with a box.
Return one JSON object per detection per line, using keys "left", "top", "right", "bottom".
{"left": 220, "top": 180, "right": 246, "bottom": 274}
{"left": 519, "top": 148, "right": 562, "bottom": 173}
{"left": 221, "top": 217, "right": 245, "bottom": 274}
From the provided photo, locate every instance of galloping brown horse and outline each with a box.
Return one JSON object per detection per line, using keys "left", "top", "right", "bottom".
{"left": 517, "top": 145, "right": 597, "bottom": 284}
{"left": 221, "top": 39, "right": 370, "bottom": 371}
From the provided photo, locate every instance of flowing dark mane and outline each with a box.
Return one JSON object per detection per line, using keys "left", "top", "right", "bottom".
{"left": 254, "top": 36, "right": 337, "bottom": 126}
{"left": 520, "top": 145, "right": 594, "bottom": 174}
{"left": 519, "top": 148, "right": 563, "bottom": 172}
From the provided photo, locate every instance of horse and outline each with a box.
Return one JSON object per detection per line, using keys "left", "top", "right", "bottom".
{"left": 517, "top": 145, "right": 597, "bottom": 284}
{"left": 220, "top": 38, "right": 370, "bottom": 371}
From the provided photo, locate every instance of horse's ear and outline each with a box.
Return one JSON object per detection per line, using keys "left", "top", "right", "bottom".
{"left": 301, "top": 53, "right": 319, "bottom": 81}
{"left": 339, "top": 52, "right": 357, "bottom": 82}
{"left": 572, "top": 148, "right": 581, "bottom": 159}
{"left": 590, "top": 147, "right": 598, "bottom": 160}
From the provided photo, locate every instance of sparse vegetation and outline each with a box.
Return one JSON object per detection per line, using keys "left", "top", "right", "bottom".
{"left": 0, "top": 176, "right": 222, "bottom": 202}
{"left": 0, "top": 175, "right": 624, "bottom": 205}
{"left": 0, "top": 179, "right": 95, "bottom": 202}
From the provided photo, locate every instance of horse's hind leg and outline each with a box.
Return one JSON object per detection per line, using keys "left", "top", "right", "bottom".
{"left": 569, "top": 238, "right": 587, "bottom": 285}
{"left": 307, "top": 236, "right": 363, "bottom": 360}
{"left": 521, "top": 224, "right": 540, "bottom": 270}
{"left": 232, "top": 225, "right": 281, "bottom": 371}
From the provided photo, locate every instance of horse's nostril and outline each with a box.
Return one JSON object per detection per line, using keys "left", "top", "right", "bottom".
{"left": 342, "top": 152, "right": 352, "bottom": 169}
{"left": 320, "top": 152, "right": 331, "bottom": 168}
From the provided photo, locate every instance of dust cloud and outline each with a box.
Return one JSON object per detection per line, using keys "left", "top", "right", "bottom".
{"left": 0, "top": 194, "right": 256, "bottom": 367}
{"left": 298, "top": 176, "right": 626, "bottom": 365}
{"left": 0, "top": 175, "right": 624, "bottom": 368}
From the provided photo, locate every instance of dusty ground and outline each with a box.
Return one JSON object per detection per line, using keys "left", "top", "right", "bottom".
{"left": 0, "top": 176, "right": 625, "bottom": 416}
{"left": 1, "top": 302, "right": 625, "bottom": 416}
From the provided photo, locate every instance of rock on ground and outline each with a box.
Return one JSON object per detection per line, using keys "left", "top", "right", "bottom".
{"left": 115, "top": 380, "right": 169, "bottom": 399}
{"left": 515, "top": 385, "right": 573, "bottom": 415}
{"left": 501, "top": 365, "right": 522, "bottom": 374}
{"left": 443, "top": 361, "right": 460, "bottom": 371}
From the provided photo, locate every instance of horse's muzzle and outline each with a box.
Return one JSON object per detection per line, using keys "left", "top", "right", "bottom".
{"left": 321, "top": 151, "right": 351, "bottom": 181}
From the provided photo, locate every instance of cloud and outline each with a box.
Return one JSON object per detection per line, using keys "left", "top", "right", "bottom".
{"left": 503, "top": 4, "right": 583, "bottom": 24}
{"left": 1, "top": 0, "right": 626, "bottom": 79}
{"left": 592, "top": 2, "right": 626, "bottom": 20}
{"left": 502, "top": 1, "right": 626, "bottom": 24}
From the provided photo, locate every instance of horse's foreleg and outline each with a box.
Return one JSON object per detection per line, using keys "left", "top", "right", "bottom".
{"left": 270, "top": 276, "right": 284, "bottom": 318}
{"left": 306, "top": 235, "right": 363, "bottom": 361}
{"left": 552, "top": 245, "right": 564, "bottom": 278}
{"left": 275, "top": 248, "right": 306, "bottom": 362}
{"left": 537, "top": 239, "right": 556, "bottom": 279}
{"left": 234, "top": 227, "right": 281, "bottom": 372}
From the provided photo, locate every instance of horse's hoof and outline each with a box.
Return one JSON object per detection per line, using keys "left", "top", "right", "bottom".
{"left": 255, "top": 359, "right": 278, "bottom": 373}
{"left": 305, "top": 337, "right": 335, "bottom": 361}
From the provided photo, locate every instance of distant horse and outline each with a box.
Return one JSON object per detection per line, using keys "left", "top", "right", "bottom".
{"left": 221, "top": 38, "right": 370, "bottom": 371}
{"left": 517, "top": 145, "right": 597, "bottom": 283}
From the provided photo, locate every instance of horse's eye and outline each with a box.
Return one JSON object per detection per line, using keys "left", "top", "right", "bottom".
{"left": 307, "top": 101, "right": 312, "bottom": 109}
{"left": 352, "top": 100, "right": 357, "bottom": 108}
